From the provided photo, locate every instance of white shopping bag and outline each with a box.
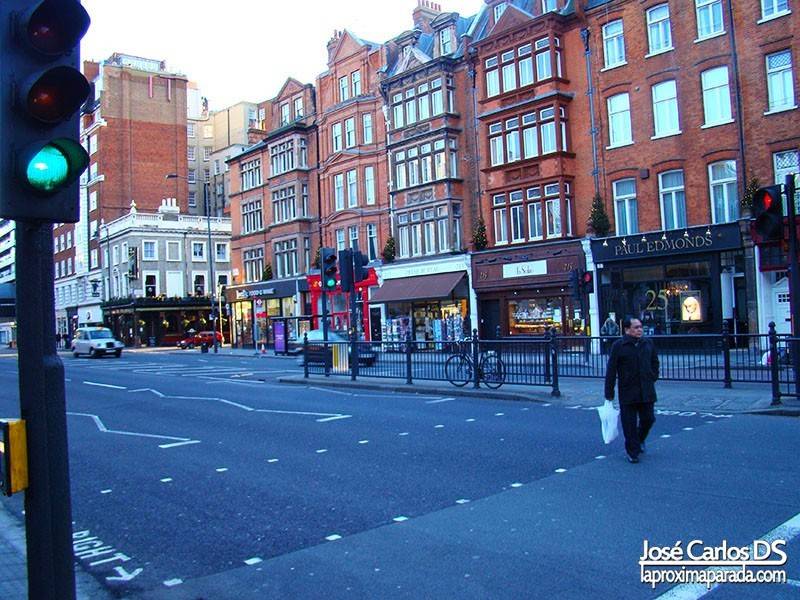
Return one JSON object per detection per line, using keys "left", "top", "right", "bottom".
{"left": 597, "top": 400, "right": 620, "bottom": 445}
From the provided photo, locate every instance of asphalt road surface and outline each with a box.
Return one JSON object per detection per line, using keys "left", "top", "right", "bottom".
{"left": 0, "top": 350, "right": 798, "bottom": 599}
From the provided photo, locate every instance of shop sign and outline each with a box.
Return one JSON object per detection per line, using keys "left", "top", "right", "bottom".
{"left": 591, "top": 223, "right": 741, "bottom": 262}
{"left": 384, "top": 261, "right": 466, "bottom": 280}
{"left": 236, "top": 287, "right": 276, "bottom": 300}
{"left": 502, "top": 260, "right": 547, "bottom": 280}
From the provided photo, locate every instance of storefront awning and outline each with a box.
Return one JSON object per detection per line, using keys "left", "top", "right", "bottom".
{"left": 370, "top": 272, "right": 465, "bottom": 303}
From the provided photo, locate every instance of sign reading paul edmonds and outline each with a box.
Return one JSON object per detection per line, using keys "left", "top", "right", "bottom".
{"left": 639, "top": 538, "right": 789, "bottom": 590}
{"left": 591, "top": 223, "right": 742, "bottom": 263}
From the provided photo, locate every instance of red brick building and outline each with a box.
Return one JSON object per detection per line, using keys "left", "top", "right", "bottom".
{"left": 226, "top": 79, "right": 319, "bottom": 348}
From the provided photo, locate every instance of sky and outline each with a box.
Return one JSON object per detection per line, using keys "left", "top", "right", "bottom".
{"left": 80, "top": 0, "right": 485, "bottom": 111}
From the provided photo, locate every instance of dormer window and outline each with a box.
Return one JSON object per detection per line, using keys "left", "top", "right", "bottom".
{"left": 439, "top": 28, "right": 452, "bottom": 55}
{"left": 542, "top": 0, "right": 557, "bottom": 13}
{"left": 494, "top": 2, "right": 507, "bottom": 22}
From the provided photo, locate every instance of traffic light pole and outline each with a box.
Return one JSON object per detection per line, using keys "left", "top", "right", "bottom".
{"left": 16, "top": 222, "right": 76, "bottom": 600}
{"left": 784, "top": 174, "right": 800, "bottom": 395}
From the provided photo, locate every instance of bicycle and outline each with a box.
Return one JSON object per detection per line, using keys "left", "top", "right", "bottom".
{"left": 445, "top": 345, "right": 506, "bottom": 389}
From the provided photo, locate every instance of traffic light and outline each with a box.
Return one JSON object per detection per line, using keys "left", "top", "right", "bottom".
{"left": 752, "top": 185, "right": 784, "bottom": 242}
{"left": 321, "top": 247, "right": 338, "bottom": 291}
{"left": 0, "top": 0, "right": 91, "bottom": 223}
{"left": 581, "top": 270, "right": 594, "bottom": 293}
{"left": 353, "top": 250, "right": 369, "bottom": 283}
{"left": 339, "top": 249, "right": 353, "bottom": 293}
{"left": 569, "top": 268, "right": 582, "bottom": 300}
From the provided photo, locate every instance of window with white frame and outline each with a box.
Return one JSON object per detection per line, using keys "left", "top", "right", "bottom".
{"left": 535, "top": 37, "right": 554, "bottom": 80}
{"left": 142, "top": 240, "right": 157, "bottom": 261}
{"left": 347, "top": 170, "right": 358, "bottom": 207}
{"left": 709, "top": 161, "right": 739, "bottom": 223}
{"left": 405, "top": 88, "right": 418, "bottom": 124}
{"left": 659, "top": 170, "right": 687, "bottom": 230}
{"left": 527, "top": 188, "right": 543, "bottom": 240}
{"left": 334, "top": 173, "right": 345, "bottom": 211}
{"left": 203, "top": 146, "right": 211, "bottom": 162}
{"left": 274, "top": 239, "right": 298, "bottom": 278}
{"left": 501, "top": 50, "right": 517, "bottom": 92}
{"left": 336, "top": 229, "right": 346, "bottom": 252}
{"left": 241, "top": 159, "right": 262, "bottom": 191}
{"left": 301, "top": 184, "right": 309, "bottom": 217}
{"left": 272, "top": 186, "right": 297, "bottom": 224}
{"left": 652, "top": 80, "right": 680, "bottom": 137}
{"left": 542, "top": 0, "right": 557, "bottom": 12}
{"left": 112, "top": 245, "right": 119, "bottom": 265}
{"left": 701, "top": 66, "right": 733, "bottom": 126}
{"left": 348, "top": 226, "right": 358, "bottom": 249}
{"left": 294, "top": 97, "right": 304, "bottom": 119}
{"left": 773, "top": 150, "right": 800, "bottom": 211}
{"left": 167, "top": 241, "right": 181, "bottom": 261}
{"left": 613, "top": 179, "right": 638, "bottom": 235}
{"left": 204, "top": 168, "right": 210, "bottom": 183}
{"left": 280, "top": 103, "right": 290, "bottom": 126}
{"left": 439, "top": 28, "right": 452, "bottom": 55}
{"left": 392, "top": 93, "right": 405, "bottom": 128}
{"left": 339, "top": 76, "right": 349, "bottom": 102}
{"left": 332, "top": 123, "right": 343, "bottom": 152}
{"left": 367, "top": 223, "right": 378, "bottom": 261}
{"left": 509, "top": 191, "right": 525, "bottom": 242}
{"left": 188, "top": 191, "right": 196, "bottom": 207}
{"left": 89, "top": 191, "right": 97, "bottom": 211}
{"left": 363, "top": 113, "right": 373, "bottom": 143}
{"left": 494, "top": 2, "right": 507, "bottom": 21}
{"left": 646, "top": 4, "right": 672, "bottom": 55}
{"left": 493, "top": 195, "right": 508, "bottom": 244}
{"left": 696, "top": 0, "right": 724, "bottom": 39}
{"left": 243, "top": 247, "right": 264, "bottom": 283}
{"left": 602, "top": 20, "right": 626, "bottom": 69}
{"left": 351, "top": 71, "right": 361, "bottom": 97}
{"left": 345, "top": 118, "right": 356, "bottom": 148}
{"left": 187, "top": 146, "right": 196, "bottom": 161}
{"left": 505, "top": 117, "right": 521, "bottom": 162}
{"left": 188, "top": 169, "right": 196, "bottom": 184}
{"left": 518, "top": 43, "right": 534, "bottom": 87}
{"left": 762, "top": 0, "right": 790, "bottom": 19}
{"left": 241, "top": 199, "right": 264, "bottom": 234}
{"left": 193, "top": 273, "right": 206, "bottom": 296}
{"left": 410, "top": 223, "right": 422, "bottom": 256}
{"left": 766, "top": 50, "right": 796, "bottom": 112}
{"left": 486, "top": 56, "right": 500, "bottom": 97}
{"left": 545, "top": 184, "right": 562, "bottom": 237}
{"left": 393, "top": 138, "right": 457, "bottom": 188}
{"left": 192, "top": 242, "right": 206, "bottom": 261}
{"left": 365, "top": 166, "right": 376, "bottom": 205}
{"left": 540, "top": 107, "right": 559, "bottom": 154}
{"left": 607, "top": 93, "right": 632, "bottom": 147}
{"left": 187, "top": 123, "right": 196, "bottom": 138}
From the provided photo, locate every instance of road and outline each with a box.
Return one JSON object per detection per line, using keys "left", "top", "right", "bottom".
{"left": 0, "top": 350, "right": 798, "bottom": 599}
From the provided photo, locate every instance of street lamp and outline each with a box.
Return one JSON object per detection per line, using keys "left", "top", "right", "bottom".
{"left": 165, "top": 173, "right": 219, "bottom": 353}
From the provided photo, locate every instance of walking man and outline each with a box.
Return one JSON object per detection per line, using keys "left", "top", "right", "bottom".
{"left": 604, "top": 316, "right": 660, "bottom": 463}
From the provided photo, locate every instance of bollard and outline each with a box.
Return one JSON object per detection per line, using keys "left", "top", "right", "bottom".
{"left": 405, "top": 332, "right": 413, "bottom": 385}
{"left": 768, "top": 322, "right": 781, "bottom": 406}
{"left": 543, "top": 329, "right": 552, "bottom": 384}
{"left": 550, "top": 328, "right": 561, "bottom": 397}
{"left": 722, "top": 321, "right": 732, "bottom": 389}
{"left": 303, "top": 333, "right": 309, "bottom": 379}
{"left": 472, "top": 329, "right": 480, "bottom": 389}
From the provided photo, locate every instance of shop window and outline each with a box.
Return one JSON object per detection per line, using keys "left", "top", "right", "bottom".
{"left": 508, "top": 297, "right": 567, "bottom": 336}
{"left": 613, "top": 179, "right": 638, "bottom": 235}
{"left": 709, "top": 161, "right": 739, "bottom": 223}
{"left": 659, "top": 170, "right": 687, "bottom": 230}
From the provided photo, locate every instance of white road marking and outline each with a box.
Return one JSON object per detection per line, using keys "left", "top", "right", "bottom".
{"left": 65, "top": 378, "right": 72, "bottom": 382}
{"left": 244, "top": 557, "right": 262, "bottom": 566}
{"left": 393, "top": 516, "right": 409, "bottom": 522}
{"left": 466, "top": 418, "right": 476, "bottom": 422}
{"left": 660, "top": 434, "right": 672, "bottom": 439}
{"left": 158, "top": 440, "right": 201, "bottom": 449}
{"left": 83, "top": 381, "right": 127, "bottom": 390}
{"left": 215, "top": 468, "right": 228, "bottom": 473}
{"left": 426, "top": 397, "right": 456, "bottom": 404}
{"left": 434, "top": 424, "right": 445, "bottom": 429}
{"left": 267, "top": 458, "right": 279, "bottom": 463}
{"left": 654, "top": 511, "right": 800, "bottom": 599}
{"left": 129, "top": 388, "right": 165, "bottom": 397}
{"left": 358, "top": 440, "right": 369, "bottom": 445}
{"left": 316, "top": 414, "right": 352, "bottom": 423}
{"left": 399, "top": 432, "right": 410, "bottom": 436}
{"left": 455, "top": 499, "right": 470, "bottom": 505}
{"left": 160, "top": 478, "right": 173, "bottom": 483}
{"left": 555, "top": 468, "right": 567, "bottom": 473}
{"left": 67, "top": 413, "right": 197, "bottom": 446}
{"left": 163, "top": 579, "right": 183, "bottom": 587}
{"left": 310, "top": 387, "right": 352, "bottom": 396}
{"left": 595, "top": 455, "right": 606, "bottom": 460}
{"left": 316, "top": 449, "right": 328, "bottom": 454}
{"left": 510, "top": 483, "right": 523, "bottom": 488}
{"left": 521, "top": 407, "right": 529, "bottom": 411}
{"left": 786, "top": 579, "right": 800, "bottom": 587}
{"left": 542, "top": 403, "right": 552, "bottom": 407}
{"left": 494, "top": 412, "right": 505, "bottom": 416}
{"left": 100, "top": 489, "right": 112, "bottom": 494}
{"left": 683, "top": 427, "right": 694, "bottom": 431}
{"left": 325, "top": 534, "right": 342, "bottom": 541}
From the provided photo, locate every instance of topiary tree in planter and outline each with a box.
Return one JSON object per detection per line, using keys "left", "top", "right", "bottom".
{"left": 587, "top": 193, "right": 611, "bottom": 237}
{"left": 261, "top": 264, "right": 273, "bottom": 281}
{"left": 741, "top": 176, "right": 761, "bottom": 217}
{"left": 382, "top": 236, "right": 396, "bottom": 263}
{"left": 472, "top": 217, "right": 487, "bottom": 251}
{"left": 313, "top": 246, "right": 321, "bottom": 269}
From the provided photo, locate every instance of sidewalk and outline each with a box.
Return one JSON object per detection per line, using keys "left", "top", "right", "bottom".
{"left": 279, "top": 373, "right": 800, "bottom": 416}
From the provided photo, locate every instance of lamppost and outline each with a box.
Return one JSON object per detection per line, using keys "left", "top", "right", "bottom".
{"left": 165, "top": 173, "right": 219, "bottom": 353}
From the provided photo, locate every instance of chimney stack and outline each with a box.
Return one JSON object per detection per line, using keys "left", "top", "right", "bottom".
{"left": 412, "top": 0, "right": 442, "bottom": 35}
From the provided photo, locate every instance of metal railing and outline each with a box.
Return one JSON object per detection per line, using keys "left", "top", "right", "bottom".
{"left": 300, "top": 322, "right": 797, "bottom": 402}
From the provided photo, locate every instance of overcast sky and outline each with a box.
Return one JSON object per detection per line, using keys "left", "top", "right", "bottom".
{"left": 80, "top": 0, "right": 485, "bottom": 110}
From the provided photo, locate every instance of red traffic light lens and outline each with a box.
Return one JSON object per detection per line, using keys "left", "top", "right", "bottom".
{"left": 763, "top": 192, "right": 774, "bottom": 210}
{"left": 27, "top": 0, "right": 90, "bottom": 56}
{"left": 26, "top": 66, "right": 90, "bottom": 123}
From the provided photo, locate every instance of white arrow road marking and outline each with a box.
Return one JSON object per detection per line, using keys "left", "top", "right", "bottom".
{"left": 67, "top": 413, "right": 198, "bottom": 447}
{"left": 83, "top": 382, "right": 127, "bottom": 390}
{"left": 106, "top": 566, "right": 143, "bottom": 582}
{"left": 128, "top": 390, "right": 351, "bottom": 422}
{"left": 129, "top": 389, "right": 165, "bottom": 397}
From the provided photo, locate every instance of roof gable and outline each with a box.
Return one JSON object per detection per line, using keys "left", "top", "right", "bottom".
{"left": 489, "top": 3, "right": 534, "bottom": 38}
{"left": 330, "top": 30, "right": 371, "bottom": 64}
{"left": 274, "top": 77, "right": 306, "bottom": 101}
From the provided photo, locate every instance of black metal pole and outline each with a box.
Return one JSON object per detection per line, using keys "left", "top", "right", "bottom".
{"left": 768, "top": 321, "right": 782, "bottom": 406}
{"left": 722, "top": 321, "right": 732, "bottom": 389}
{"left": 204, "top": 182, "right": 218, "bottom": 353}
{"left": 16, "top": 222, "right": 76, "bottom": 600}
{"left": 784, "top": 173, "right": 800, "bottom": 396}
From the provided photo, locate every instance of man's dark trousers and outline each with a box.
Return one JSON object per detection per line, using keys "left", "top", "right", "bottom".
{"left": 620, "top": 402, "right": 655, "bottom": 458}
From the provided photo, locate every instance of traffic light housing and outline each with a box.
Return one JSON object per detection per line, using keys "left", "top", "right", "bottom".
{"left": 353, "top": 250, "right": 369, "bottom": 283}
{"left": 339, "top": 249, "right": 353, "bottom": 293}
{"left": 581, "top": 270, "right": 594, "bottom": 293}
{"left": 752, "top": 185, "right": 784, "bottom": 242}
{"left": 1, "top": 0, "right": 91, "bottom": 223}
{"left": 569, "top": 268, "right": 582, "bottom": 300}
{"left": 321, "top": 247, "right": 338, "bottom": 291}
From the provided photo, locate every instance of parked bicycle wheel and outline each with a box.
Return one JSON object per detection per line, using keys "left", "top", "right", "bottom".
{"left": 445, "top": 354, "right": 473, "bottom": 387}
{"left": 480, "top": 354, "right": 505, "bottom": 389}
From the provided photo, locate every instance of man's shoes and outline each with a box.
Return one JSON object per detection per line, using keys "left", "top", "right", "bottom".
{"left": 627, "top": 454, "right": 639, "bottom": 464}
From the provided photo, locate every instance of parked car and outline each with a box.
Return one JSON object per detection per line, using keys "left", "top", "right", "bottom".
{"left": 178, "top": 331, "right": 223, "bottom": 349}
{"left": 71, "top": 327, "right": 124, "bottom": 358}
{"left": 296, "top": 330, "right": 378, "bottom": 367}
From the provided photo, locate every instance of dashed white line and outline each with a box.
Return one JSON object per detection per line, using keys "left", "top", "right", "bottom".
{"left": 465, "top": 418, "right": 476, "bottom": 422}
{"left": 244, "top": 557, "right": 263, "bottom": 566}
{"left": 455, "top": 499, "right": 470, "bottom": 505}
{"left": 683, "top": 427, "right": 694, "bottom": 431}
{"left": 83, "top": 381, "right": 127, "bottom": 390}
{"left": 393, "top": 516, "right": 409, "bottom": 522}
{"left": 595, "top": 455, "right": 606, "bottom": 460}
{"left": 426, "top": 397, "right": 456, "bottom": 404}
{"left": 325, "top": 534, "right": 342, "bottom": 541}
{"left": 159, "top": 440, "right": 201, "bottom": 449}
{"left": 555, "top": 468, "right": 567, "bottom": 474}
{"left": 216, "top": 468, "right": 228, "bottom": 473}
{"left": 494, "top": 412, "right": 505, "bottom": 417}
{"left": 267, "top": 458, "right": 279, "bottom": 463}
{"left": 542, "top": 403, "right": 552, "bottom": 407}
{"left": 316, "top": 449, "right": 328, "bottom": 454}
{"left": 434, "top": 424, "right": 445, "bottom": 429}
{"left": 160, "top": 478, "right": 173, "bottom": 483}
{"left": 358, "top": 440, "right": 369, "bottom": 445}
{"left": 100, "top": 489, "right": 112, "bottom": 494}
{"left": 398, "top": 432, "right": 410, "bottom": 436}
{"left": 510, "top": 483, "right": 523, "bottom": 488}
{"left": 660, "top": 434, "right": 672, "bottom": 439}
{"left": 163, "top": 579, "right": 183, "bottom": 587}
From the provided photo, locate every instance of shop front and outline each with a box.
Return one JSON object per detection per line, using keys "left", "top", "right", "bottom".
{"left": 590, "top": 223, "right": 746, "bottom": 336}
{"left": 307, "top": 268, "right": 378, "bottom": 339}
{"left": 225, "top": 278, "right": 311, "bottom": 350}
{"left": 371, "top": 256, "right": 476, "bottom": 346}
{"left": 472, "top": 241, "right": 586, "bottom": 339}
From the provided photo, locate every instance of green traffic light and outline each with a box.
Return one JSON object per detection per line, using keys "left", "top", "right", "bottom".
{"left": 25, "top": 143, "right": 70, "bottom": 192}
{"left": 326, "top": 278, "right": 336, "bottom": 288}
